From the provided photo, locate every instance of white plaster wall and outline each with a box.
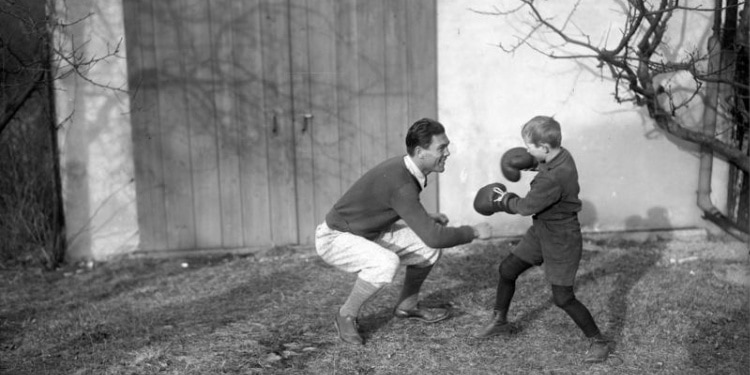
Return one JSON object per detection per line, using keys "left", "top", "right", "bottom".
{"left": 53, "top": 0, "right": 138, "bottom": 261}
{"left": 437, "top": 0, "right": 728, "bottom": 236}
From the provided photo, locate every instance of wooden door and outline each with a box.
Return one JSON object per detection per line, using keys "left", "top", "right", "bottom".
{"left": 123, "top": 0, "right": 438, "bottom": 253}
{"left": 289, "top": 0, "right": 439, "bottom": 245}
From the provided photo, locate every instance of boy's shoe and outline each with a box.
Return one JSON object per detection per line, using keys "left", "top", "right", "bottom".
{"left": 472, "top": 310, "right": 514, "bottom": 338}
{"left": 393, "top": 304, "right": 450, "bottom": 323}
{"left": 584, "top": 335, "right": 612, "bottom": 363}
{"left": 334, "top": 313, "right": 364, "bottom": 345}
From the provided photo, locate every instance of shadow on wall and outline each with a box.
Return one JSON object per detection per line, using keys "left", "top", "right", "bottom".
{"left": 579, "top": 200, "right": 675, "bottom": 237}
{"left": 579, "top": 199, "right": 597, "bottom": 231}
{"left": 625, "top": 207, "right": 673, "bottom": 235}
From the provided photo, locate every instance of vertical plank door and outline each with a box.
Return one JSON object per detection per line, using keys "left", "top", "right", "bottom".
{"left": 406, "top": 0, "right": 438, "bottom": 214}
{"left": 123, "top": 0, "right": 439, "bottom": 252}
{"left": 260, "top": 0, "right": 298, "bottom": 244}
{"left": 152, "top": 1, "right": 197, "bottom": 250}
{"left": 211, "top": 0, "right": 244, "bottom": 248}
{"left": 181, "top": 0, "right": 222, "bottom": 248}
{"left": 289, "top": 0, "right": 316, "bottom": 244}
{"left": 123, "top": 0, "right": 168, "bottom": 251}
{"left": 232, "top": 0, "right": 273, "bottom": 247}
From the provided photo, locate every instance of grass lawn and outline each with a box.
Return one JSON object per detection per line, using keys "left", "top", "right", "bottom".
{"left": 1, "top": 234, "right": 748, "bottom": 374}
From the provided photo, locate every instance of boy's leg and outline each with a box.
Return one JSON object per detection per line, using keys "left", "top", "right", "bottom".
{"left": 473, "top": 253, "right": 533, "bottom": 338}
{"left": 551, "top": 285, "right": 612, "bottom": 362}
{"left": 538, "top": 218, "right": 610, "bottom": 361}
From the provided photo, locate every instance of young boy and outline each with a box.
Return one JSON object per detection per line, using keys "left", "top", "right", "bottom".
{"left": 472, "top": 115, "right": 612, "bottom": 363}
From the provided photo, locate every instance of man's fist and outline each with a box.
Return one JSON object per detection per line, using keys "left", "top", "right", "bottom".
{"left": 473, "top": 183, "right": 506, "bottom": 216}
{"left": 472, "top": 222, "right": 492, "bottom": 240}
{"left": 500, "top": 147, "right": 538, "bottom": 182}
{"left": 430, "top": 213, "right": 449, "bottom": 225}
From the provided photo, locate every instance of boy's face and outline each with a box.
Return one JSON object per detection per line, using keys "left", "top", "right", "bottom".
{"left": 523, "top": 136, "right": 548, "bottom": 162}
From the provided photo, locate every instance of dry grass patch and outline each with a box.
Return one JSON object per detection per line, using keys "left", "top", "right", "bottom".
{"left": 1, "top": 236, "right": 748, "bottom": 374}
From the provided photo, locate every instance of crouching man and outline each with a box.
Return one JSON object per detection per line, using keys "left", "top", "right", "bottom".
{"left": 315, "top": 118, "right": 492, "bottom": 345}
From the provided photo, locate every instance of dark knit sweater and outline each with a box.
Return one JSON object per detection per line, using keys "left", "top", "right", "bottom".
{"left": 505, "top": 148, "right": 582, "bottom": 220}
{"left": 325, "top": 156, "right": 475, "bottom": 248}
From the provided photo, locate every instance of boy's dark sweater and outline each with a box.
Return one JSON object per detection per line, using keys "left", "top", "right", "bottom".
{"left": 506, "top": 148, "right": 582, "bottom": 220}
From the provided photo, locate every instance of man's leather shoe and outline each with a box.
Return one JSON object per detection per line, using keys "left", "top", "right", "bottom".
{"left": 334, "top": 314, "right": 363, "bottom": 345}
{"left": 584, "top": 335, "right": 612, "bottom": 363}
{"left": 472, "top": 310, "right": 514, "bottom": 338}
{"left": 393, "top": 305, "right": 450, "bottom": 323}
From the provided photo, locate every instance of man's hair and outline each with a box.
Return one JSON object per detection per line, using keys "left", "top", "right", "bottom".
{"left": 521, "top": 116, "right": 562, "bottom": 148}
{"left": 406, "top": 118, "right": 445, "bottom": 156}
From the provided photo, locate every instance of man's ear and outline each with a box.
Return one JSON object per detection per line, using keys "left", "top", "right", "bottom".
{"left": 415, "top": 146, "right": 425, "bottom": 158}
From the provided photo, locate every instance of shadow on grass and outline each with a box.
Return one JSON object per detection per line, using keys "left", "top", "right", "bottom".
{"left": 421, "top": 238, "right": 663, "bottom": 351}
{"left": 5, "top": 237, "right": 747, "bottom": 374}
{"left": 4, "top": 256, "right": 339, "bottom": 374}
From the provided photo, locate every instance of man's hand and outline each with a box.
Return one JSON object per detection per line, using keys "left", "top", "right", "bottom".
{"left": 430, "top": 213, "right": 450, "bottom": 226}
{"left": 473, "top": 222, "right": 492, "bottom": 240}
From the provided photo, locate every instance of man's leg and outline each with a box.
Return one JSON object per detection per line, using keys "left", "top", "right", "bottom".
{"left": 316, "top": 223, "right": 400, "bottom": 345}
{"left": 394, "top": 264, "right": 432, "bottom": 311}
{"left": 335, "top": 277, "right": 386, "bottom": 345}
{"left": 340, "top": 278, "right": 384, "bottom": 318}
{"left": 376, "top": 224, "right": 449, "bottom": 323}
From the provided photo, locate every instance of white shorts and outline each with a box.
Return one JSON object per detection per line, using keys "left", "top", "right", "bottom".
{"left": 315, "top": 222, "right": 442, "bottom": 285}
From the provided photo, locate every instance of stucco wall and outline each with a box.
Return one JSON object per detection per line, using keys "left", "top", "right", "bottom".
{"left": 437, "top": 0, "right": 729, "bottom": 236}
{"left": 53, "top": 0, "right": 138, "bottom": 261}
{"left": 54, "top": 0, "right": 730, "bottom": 261}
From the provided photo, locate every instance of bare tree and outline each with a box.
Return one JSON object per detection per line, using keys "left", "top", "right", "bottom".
{"left": 0, "top": 0, "right": 122, "bottom": 268}
{"left": 1, "top": 0, "right": 124, "bottom": 136}
{"left": 480, "top": 0, "right": 749, "bottom": 239}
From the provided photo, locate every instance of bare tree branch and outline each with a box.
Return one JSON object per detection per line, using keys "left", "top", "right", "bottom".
{"left": 490, "top": 0, "right": 749, "bottom": 172}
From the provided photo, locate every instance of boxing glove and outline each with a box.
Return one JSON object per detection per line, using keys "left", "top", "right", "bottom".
{"left": 500, "top": 147, "right": 538, "bottom": 182}
{"left": 473, "top": 183, "right": 507, "bottom": 216}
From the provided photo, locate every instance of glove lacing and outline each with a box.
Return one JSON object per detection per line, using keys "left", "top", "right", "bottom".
{"left": 492, "top": 187, "right": 506, "bottom": 203}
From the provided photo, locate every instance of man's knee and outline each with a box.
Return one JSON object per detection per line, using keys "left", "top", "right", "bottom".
{"left": 421, "top": 247, "right": 442, "bottom": 267}
{"left": 359, "top": 251, "right": 400, "bottom": 285}
{"left": 499, "top": 253, "right": 531, "bottom": 281}
{"left": 551, "top": 284, "right": 576, "bottom": 308}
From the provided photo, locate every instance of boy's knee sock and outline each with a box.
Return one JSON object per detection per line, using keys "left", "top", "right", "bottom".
{"left": 493, "top": 254, "right": 532, "bottom": 317}
{"left": 551, "top": 284, "right": 601, "bottom": 337}
{"left": 396, "top": 265, "right": 433, "bottom": 310}
{"left": 493, "top": 276, "right": 515, "bottom": 320}
{"left": 340, "top": 278, "right": 384, "bottom": 317}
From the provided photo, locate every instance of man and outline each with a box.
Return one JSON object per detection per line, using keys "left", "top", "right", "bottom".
{"left": 315, "top": 118, "right": 492, "bottom": 345}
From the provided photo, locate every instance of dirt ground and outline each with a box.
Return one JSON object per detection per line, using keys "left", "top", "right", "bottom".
{"left": 617, "top": 231, "right": 749, "bottom": 286}
{"left": 0, "top": 228, "right": 748, "bottom": 375}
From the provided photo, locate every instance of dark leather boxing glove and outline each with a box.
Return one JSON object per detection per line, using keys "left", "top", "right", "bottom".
{"left": 500, "top": 147, "right": 538, "bottom": 182}
{"left": 474, "top": 183, "right": 507, "bottom": 216}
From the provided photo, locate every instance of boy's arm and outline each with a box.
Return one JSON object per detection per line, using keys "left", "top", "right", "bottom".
{"left": 504, "top": 174, "right": 562, "bottom": 216}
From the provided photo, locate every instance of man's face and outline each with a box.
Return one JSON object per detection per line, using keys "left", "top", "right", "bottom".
{"left": 417, "top": 133, "right": 451, "bottom": 174}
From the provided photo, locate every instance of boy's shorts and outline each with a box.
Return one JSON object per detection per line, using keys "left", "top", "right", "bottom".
{"left": 512, "top": 217, "right": 582, "bottom": 286}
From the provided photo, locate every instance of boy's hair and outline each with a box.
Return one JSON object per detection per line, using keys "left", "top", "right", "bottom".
{"left": 521, "top": 116, "right": 562, "bottom": 148}
{"left": 406, "top": 118, "right": 445, "bottom": 156}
